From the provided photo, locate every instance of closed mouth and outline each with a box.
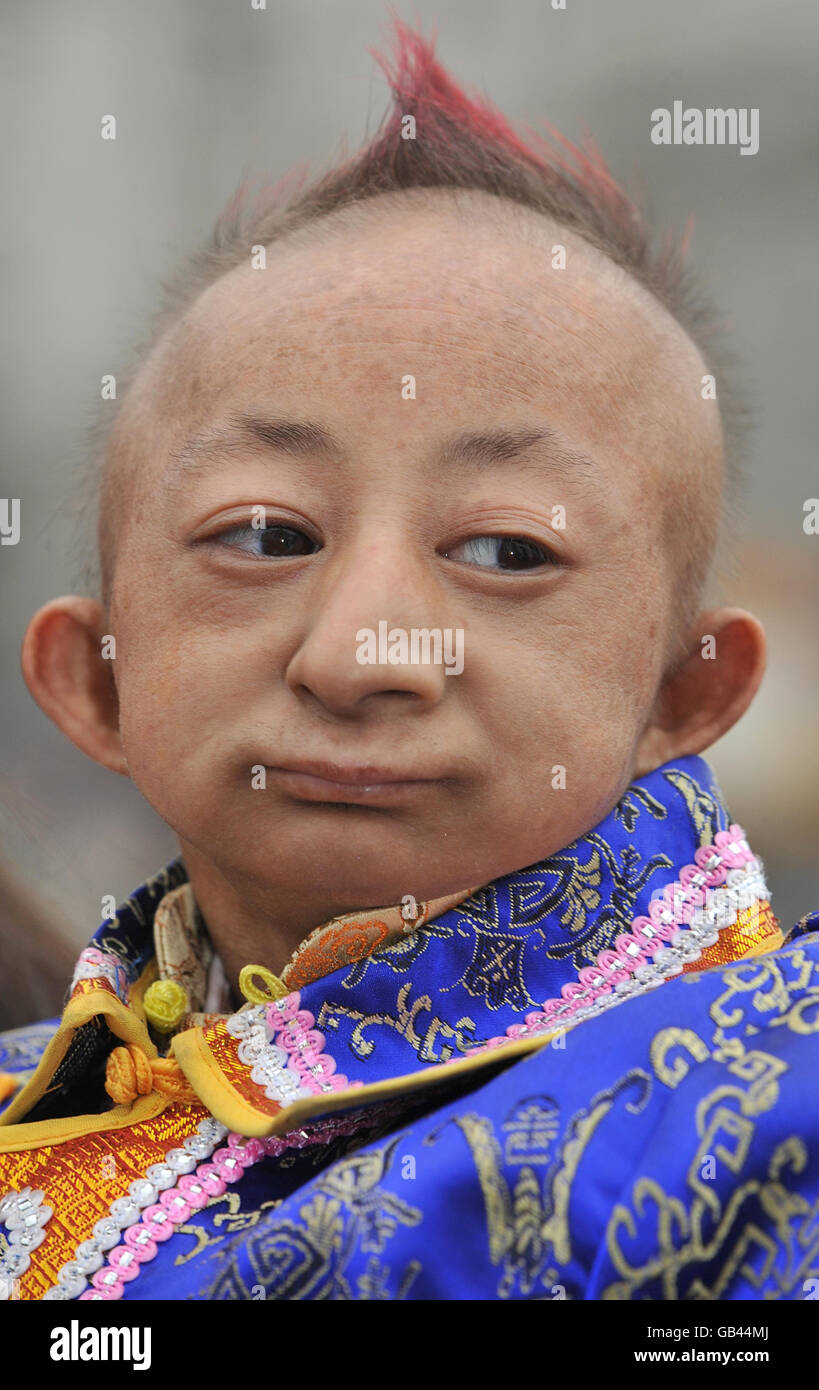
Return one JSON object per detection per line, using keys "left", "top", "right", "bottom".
{"left": 263, "top": 759, "right": 442, "bottom": 805}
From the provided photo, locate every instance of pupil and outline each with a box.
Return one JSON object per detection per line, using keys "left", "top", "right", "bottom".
{"left": 497, "top": 538, "right": 544, "bottom": 569}
{"left": 260, "top": 526, "right": 313, "bottom": 557}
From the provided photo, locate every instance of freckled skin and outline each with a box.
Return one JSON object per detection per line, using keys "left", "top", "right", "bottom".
{"left": 31, "top": 192, "right": 757, "bottom": 985}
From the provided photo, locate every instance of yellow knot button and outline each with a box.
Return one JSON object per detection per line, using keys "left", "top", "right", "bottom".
{"left": 143, "top": 978, "right": 189, "bottom": 1033}
{"left": 238, "top": 964, "right": 290, "bottom": 1005}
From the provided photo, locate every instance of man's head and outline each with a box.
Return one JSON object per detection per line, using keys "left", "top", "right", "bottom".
{"left": 21, "top": 24, "right": 764, "bottom": 938}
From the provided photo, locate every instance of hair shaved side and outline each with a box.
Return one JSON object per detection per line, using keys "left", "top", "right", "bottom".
{"left": 89, "top": 17, "right": 750, "bottom": 635}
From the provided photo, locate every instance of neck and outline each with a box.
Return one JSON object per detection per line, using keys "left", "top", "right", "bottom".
{"left": 178, "top": 840, "right": 337, "bottom": 992}
{"left": 178, "top": 836, "right": 469, "bottom": 996}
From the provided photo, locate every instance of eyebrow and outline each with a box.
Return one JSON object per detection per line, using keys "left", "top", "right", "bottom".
{"left": 166, "top": 413, "right": 598, "bottom": 483}
{"left": 169, "top": 416, "right": 342, "bottom": 474}
{"left": 439, "top": 426, "right": 596, "bottom": 472}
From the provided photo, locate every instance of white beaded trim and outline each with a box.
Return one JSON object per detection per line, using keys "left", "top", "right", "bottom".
{"left": 225, "top": 1005, "right": 316, "bottom": 1105}
{"left": 0, "top": 1116, "right": 229, "bottom": 1302}
{"left": 497, "top": 863, "right": 769, "bottom": 1042}
{"left": 0, "top": 1188, "right": 54, "bottom": 1299}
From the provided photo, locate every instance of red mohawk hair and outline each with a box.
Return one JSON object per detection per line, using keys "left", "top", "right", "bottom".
{"left": 218, "top": 17, "right": 650, "bottom": 272}
{"left": 196, "top": 19, "right": 745, "bottom": 487}
{"left": 365, "top": 19, "right": 642, "bottom": 246}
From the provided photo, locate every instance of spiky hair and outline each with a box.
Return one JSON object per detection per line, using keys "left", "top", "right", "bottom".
{"left": 91, "top": 17, "right": 748, "bottom": 611}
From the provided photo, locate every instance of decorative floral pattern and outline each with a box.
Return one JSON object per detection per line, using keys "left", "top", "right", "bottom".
{"left": 280, "top": 887, "right": 474, "bottom": 991}
{"left": 473, "top": 828, "right": 766, "bottom": 1050}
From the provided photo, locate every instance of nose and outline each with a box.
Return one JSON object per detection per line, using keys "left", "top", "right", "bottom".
{"left": 285, "top": 539, "right": 452, "bottom": 718}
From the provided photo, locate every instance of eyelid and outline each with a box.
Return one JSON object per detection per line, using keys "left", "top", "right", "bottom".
{"left": 192, "top": 507, "right": 323, "bottom": 548}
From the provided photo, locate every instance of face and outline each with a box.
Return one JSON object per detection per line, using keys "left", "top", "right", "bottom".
{"left": 103, "top": 192, "right": 720, "bottom": 921}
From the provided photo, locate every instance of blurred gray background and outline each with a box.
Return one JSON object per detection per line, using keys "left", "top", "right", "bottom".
{"left": 1, "top": 0, "right": 817, "bottom": 953}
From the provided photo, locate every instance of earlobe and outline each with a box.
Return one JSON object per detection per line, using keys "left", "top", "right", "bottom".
{"left": 20, "top": 596, "right": 128, "bottom": 776}
{"left": 633, "top": 608, "right": 767, "bottom": 776}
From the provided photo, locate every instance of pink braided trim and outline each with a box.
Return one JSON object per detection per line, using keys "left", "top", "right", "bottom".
{"left": 473, "top": 825, "right": 758, "bottom": 1053}
{"left": 79, "top": 1103, "right": 403, "bottom": 1301}
{"left": 227, "top": 993, "right": 360, "bottom": 1105}
{"left": 265, "top": 993, "right": 354, "bottom": 1097}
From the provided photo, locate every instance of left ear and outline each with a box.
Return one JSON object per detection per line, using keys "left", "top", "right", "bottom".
{"left": 633, "top": 608, "right": 766, "bottom": 776}
{"left": 20, "top": 595, "right": 128, "bottom": 776}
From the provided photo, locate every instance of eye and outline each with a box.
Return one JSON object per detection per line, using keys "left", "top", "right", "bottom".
{"left": 443, "top": 535, "right": 559, "bottom": 571}
{"left": 212, "top": 522, "right": 320, "bottom": 559}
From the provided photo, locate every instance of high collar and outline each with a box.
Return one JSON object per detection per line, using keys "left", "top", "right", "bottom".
{"left": 0, "top": 755, "right": 783, "bottom": 1138}
{"left": 140, "top": 872, "right": 476, "bottom": 1032}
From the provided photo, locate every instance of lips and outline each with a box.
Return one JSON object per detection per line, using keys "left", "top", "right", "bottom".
{"left": 263, "top": 758, "right": 442, "bottom": 805}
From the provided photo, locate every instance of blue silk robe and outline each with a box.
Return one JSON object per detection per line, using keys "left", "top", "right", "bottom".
{"left": 1, "top": 754, "right": 817, "bottom": 1301}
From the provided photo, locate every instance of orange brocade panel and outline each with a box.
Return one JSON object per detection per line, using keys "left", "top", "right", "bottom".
{"left": 202, "top": 1018, "right": 283, "bottom": 1117}
{"left": 681, "top": 898, "right": 782, "bottom": 974}
{"left": 0, "top": 1099, "right": 207, "bottom": 1300}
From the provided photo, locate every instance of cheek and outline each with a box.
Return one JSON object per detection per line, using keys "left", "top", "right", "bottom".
{"left": 113, "top": 632, "right": 245, "bottom": 847}
{"left": 473, "top": 689, "right": 639, "bottom": 869}
{"left": 476, "top": 612, "right": 661, "bottom": 797}
{"left": 113, "top": 617, "right": 232, "bottom": 782}
{"left": 494, "top": 680, "right": 635, "bottom": 787}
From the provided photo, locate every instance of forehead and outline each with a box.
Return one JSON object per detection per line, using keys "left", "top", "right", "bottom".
{"left": 111, "top": 190, "right": 720, "bottom": 526}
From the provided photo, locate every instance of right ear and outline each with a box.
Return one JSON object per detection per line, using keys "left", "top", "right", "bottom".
{"left": 21, "top": 596, "right": 129, "bottom": 776}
